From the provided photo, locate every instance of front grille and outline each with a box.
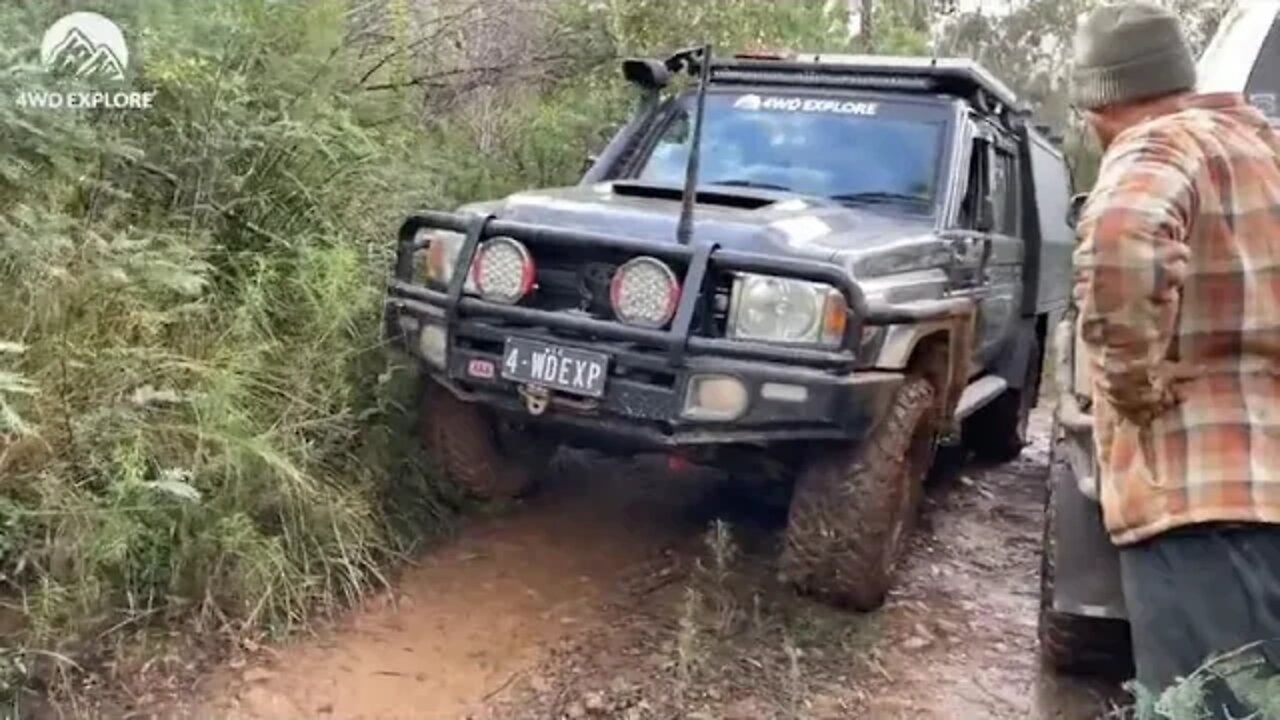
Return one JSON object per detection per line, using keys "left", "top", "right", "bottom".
{"left": 523, "top": 244, "right": 735, "bottom": 337}
{"left": 528, "top": 244, "right": 617, "bottom": 318}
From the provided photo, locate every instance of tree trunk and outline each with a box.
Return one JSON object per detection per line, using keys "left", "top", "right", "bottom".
{"left": 861, "top": 0, "right": 875, "bottom": 48}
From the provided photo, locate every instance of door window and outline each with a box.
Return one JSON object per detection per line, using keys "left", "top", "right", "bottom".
{"left": 991, "top": 147, "right": 1019, "bottom": 236}
{"left": 957, "top": 137, "right": 989, "bottom": 230}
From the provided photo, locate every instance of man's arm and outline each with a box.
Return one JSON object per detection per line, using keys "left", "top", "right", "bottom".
{"left": 1072, "top": 128, "right": 1194, "bottom": 425}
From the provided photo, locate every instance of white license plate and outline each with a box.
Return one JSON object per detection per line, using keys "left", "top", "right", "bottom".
{"left": 500, "top": 337, "right": 609, "bottom": 398}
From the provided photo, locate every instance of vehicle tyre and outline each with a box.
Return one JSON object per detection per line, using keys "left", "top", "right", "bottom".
{"left": 1038, "top": 453, "right": 1133, "bottom": 677}
{"left": 965, "top": 337, "right": 1040, "bottom": 463}
{"left": 781, "top": 376, "right": 937, "bottom": 611}
{"left": 420, "top": 376, "right": 554, "bottom": 500}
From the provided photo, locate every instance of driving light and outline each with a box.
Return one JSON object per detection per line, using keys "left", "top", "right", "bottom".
{"left": 683, "top": 374, "right": 749, "bottom": 421}
{"left": 727, "top": 273, "right": 847, "bottom": 347}
{"left": 472, "top": 237, "right": 535, "bottom": 304}
{"left": 611, "top": 256, "right": 681, "bottom": 328}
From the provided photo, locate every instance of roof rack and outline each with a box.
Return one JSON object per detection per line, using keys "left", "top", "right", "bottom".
{"left": 700, "top": 53, "right": 1029, "bottom": 115}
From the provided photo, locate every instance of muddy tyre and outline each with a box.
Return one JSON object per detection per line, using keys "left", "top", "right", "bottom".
{"left": 781, "top": 377, "right": 937, "bottom": 611}
{"left": 1038, "top": 456, "right": 1133, "bottom": 677}
{"left": 965, "top": 338, "right": 1040, "bottom": 463}
{"left": 420, "top": 377, "right": 553, "bottom": 500}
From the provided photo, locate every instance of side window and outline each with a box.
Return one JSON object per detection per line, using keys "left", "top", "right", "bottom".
{"left": 991, "top": 147, "right": 1019, "bottom": 235}
{"left": 957, "top": 137, "right": 989, "bottom": 230}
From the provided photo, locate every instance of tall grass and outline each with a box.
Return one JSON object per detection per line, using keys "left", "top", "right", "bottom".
{"left": 0, "top": 0, "right": 460, "bottom": 699}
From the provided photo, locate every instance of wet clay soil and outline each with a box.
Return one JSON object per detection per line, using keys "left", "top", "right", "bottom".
{"left": 160, "top": 409, "right": 1124, "bottom": 720}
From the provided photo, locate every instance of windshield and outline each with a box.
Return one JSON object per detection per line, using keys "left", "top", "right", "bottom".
{"left": 634, "top": 92, "right": 948, "bottom": 213}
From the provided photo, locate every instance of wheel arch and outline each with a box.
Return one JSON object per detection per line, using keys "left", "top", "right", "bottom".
{"left": 874, "top": 304, "right": 979, "bottom": 436}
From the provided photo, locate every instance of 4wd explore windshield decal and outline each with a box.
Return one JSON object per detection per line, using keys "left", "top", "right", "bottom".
{"left": 732, "top": 93, "right": 879, "bottom": 116}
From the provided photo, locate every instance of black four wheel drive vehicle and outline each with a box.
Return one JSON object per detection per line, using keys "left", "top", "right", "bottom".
{"left": 385, "top": 47, "right": 1074, "bottom": 611}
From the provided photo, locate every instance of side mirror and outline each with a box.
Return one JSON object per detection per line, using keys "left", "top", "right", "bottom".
{"left": 1066, "top": 192, "right": 1088, "bottom": 230}
{"left": 976, "top": 196, "right": 996, "bottom": 233}
{"left": 581, "top": 152, "right": 599, "bottom": 175}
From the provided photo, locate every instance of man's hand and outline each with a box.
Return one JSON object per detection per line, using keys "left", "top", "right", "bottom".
{"left": 1073, "top": 127, "right": 1194, "bottom": 426}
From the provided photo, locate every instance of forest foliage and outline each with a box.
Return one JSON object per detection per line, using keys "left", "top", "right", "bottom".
{"left": 0, "top": 0, "right": 1241, "bottom": 710}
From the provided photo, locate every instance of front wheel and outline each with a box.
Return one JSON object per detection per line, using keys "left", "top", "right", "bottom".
{"left": 781, "top": 377, "right": 938, "bottom": 611}
{"left": 420, "top": 377, "right": 555, "bottom": 500}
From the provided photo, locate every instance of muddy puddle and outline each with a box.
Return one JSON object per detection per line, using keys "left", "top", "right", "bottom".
{"left": 144, "top": 409, "right": 1123, "bottom": 720}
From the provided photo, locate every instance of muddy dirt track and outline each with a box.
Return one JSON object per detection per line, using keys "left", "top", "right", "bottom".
{"left": 162, "top": 409, "right": 1125, "bottom": 720}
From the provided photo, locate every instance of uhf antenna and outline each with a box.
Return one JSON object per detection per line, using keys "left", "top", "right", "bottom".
{"left": 676, "top": 43, "right": 712, "bottom": 246}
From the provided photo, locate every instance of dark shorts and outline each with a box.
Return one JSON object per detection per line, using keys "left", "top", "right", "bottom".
{"left": 1119, "top": 522, "right": 1280, "bottom": 717}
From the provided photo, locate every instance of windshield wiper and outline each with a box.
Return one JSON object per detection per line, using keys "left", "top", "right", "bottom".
{"left": 708, "top": 179, "right": 794, "bottom": 192}
{"left": 830, "top": 191, "right": 930, "bottom": 206}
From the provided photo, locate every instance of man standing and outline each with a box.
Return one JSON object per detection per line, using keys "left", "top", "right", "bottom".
{"left": 1070, "top": 0, "right": 1280, "bottom": 711}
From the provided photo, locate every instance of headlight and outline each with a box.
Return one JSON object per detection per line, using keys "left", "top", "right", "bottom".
{"left": 423, "top": 230, "right": 477, "bottom": 292}
{"left": 727, "top": 273, "right": 848, "bottom": 347}
{"left": 424, "top": 230, "right": 462, "bottom": 284}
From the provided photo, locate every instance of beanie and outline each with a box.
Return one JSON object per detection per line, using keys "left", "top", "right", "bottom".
{"left": 1070, "top": 2, "right": 1196, "bottom": 110}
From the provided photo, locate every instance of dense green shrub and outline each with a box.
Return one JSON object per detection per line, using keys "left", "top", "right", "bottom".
{"left": 0, "top": 0, "right": 459, "bottom": 696}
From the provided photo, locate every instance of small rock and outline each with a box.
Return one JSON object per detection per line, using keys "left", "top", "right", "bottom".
{"left": 529, "top": 674, "right": 553, "bottom": 694}
{"left": 584, "top": 692, "right": 606, "bottom": 713}
{"left": 902, "top": 635, "right": 931, "bottom": 651}
{"left": 316, "top": 703, "right": 334, "bottom": 714}
{"left": 565, "top": 701, "right": 586, "bottom": 719}
{"left": 723, "top": 698, "right": 767, "bottom": 720}
{"left": 242, "top": 668, "right": 275, "bottom": 684}
{"left": 608, "top": 676, "right": 631, "bottom": 694}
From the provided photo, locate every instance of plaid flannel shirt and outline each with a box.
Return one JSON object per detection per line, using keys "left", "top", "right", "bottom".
{"left": 1074, "top": 93, "right": 1280, "bottom": 546}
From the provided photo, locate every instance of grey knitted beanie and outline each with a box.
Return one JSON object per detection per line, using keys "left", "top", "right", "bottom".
{"left": 1070, "top": 1, "right": 1196, "bottom": 110}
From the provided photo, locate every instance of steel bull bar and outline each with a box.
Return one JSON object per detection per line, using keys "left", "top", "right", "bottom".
{"left": 385, "top": 211, "right": 970, "bottom": 370}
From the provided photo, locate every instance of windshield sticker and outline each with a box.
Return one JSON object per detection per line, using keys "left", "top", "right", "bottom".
{"left": 732, "top": 93, "right": 879, "bottom": 116}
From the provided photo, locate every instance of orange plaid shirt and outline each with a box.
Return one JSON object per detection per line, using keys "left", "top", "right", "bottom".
{"left": 1074, "top": 93, "right": 1280, "bottom": 546}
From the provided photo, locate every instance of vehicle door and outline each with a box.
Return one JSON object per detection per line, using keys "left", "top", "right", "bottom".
{"left": 946, "top": 117, "right": 1024, "bottom": 370}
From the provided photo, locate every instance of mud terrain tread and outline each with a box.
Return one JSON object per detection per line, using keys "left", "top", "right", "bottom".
{"left": 1038, "top": 457, "right": 1133, "bottom": 678}
{"left": 420, "top": 379, "right": 543, "bottom": 500}
{"left": 781, "top": 377, "right": 936, "bottom": 611}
